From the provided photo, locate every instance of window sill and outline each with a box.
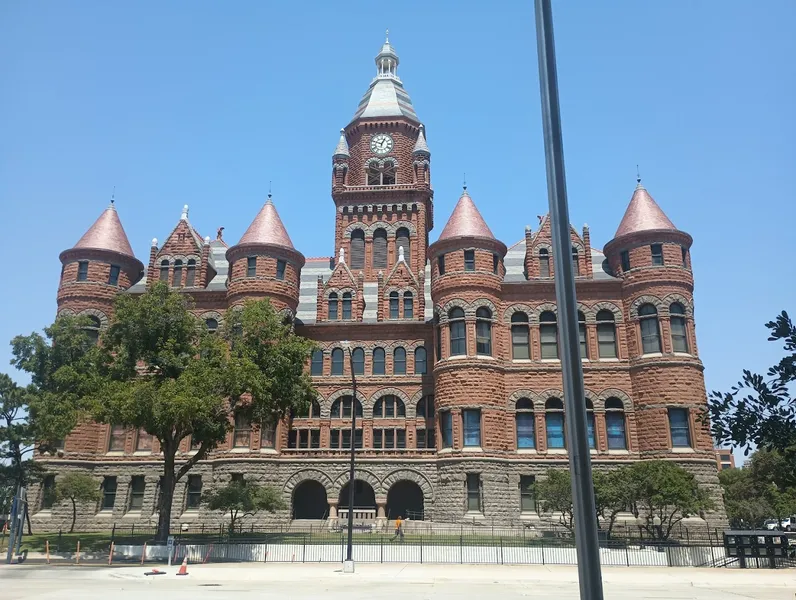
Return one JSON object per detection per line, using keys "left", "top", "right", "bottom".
{"left": 133, "top": 451, "right": 153, "bottom": 456}
{"left": 464, "top": 511, "right": 485, "bottom": 520}
{"left": 512, "top": 359, "right": 533, "bottom": 364}
{"left": 259, "top": 448, "right": 277, "bottom": 454}
{"left": 105, "top": 451, "right": 125, "bottom": 456}
{"left": 438, "top": 447, "right": 453, "bottom": 455}
{"left": 180, "top": 510, "right": 200, "bottom": 520}
{"left": 517, "top": 449, "right": 537, "bottom": 454}
{"left": 671, "top": 446, "right": 695, "bottom": 453}
{"left": 540, "top": 359, "right": 560, "bottom": 363}
{"left": 519, "top": 512, "right": 541, "bottom": 521}
{"left": 230, "top": 447, "right": 251, "bottom": 453}
{"left": 673, "top": 352, "right": 693, "bottom": 357}
{"left": 36, "top": 509, "right": 53, "bottom": 517}
{"left": 96, "top": 510, "right": 114, "bottom": 518}
{"left": 446, "top": 355, "right": 469, "bottom": 360}
{"left": 598, "top": 358, "right": 620, "bottom": 362}
{"left": 475, "top": 355, "right": 495, "bottom": 360}
{"left": 462, "top": 446, "right": 483, "bottom": 453}
{"left": 123, "top": 511, "right": 142, "bottom": 519}
{"left": 640, "top": 352, "right": 663, "bottom": 358}
{"left": 546, "top": 449, "right": 567, "bottom": 454}
{"left": 607, "top": 449, "right": 630, "bottom": 454}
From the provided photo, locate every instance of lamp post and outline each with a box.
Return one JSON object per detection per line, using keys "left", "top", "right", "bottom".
{"left": 340, "top": 341, "right": 357, "bottom": 573}
{"left": 534, "top": 1, "right": 604, "bottom": 598}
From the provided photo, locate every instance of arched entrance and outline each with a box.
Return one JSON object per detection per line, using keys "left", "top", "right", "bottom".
{"left": 386, "top": 480, "right": 424, "bottom": 520}
{"left": 292, "top": 480, "right": 328, "bottom": 520}
{"left": 338, "top": 479, "right": 376, "bottom": 509}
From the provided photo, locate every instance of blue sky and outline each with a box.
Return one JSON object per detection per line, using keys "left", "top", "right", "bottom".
{"left": 1, "top": 2, "right": 793, "bottom": 462}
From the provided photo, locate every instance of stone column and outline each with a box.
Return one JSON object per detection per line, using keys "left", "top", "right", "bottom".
{"left": 327, "top": 499, "right": 339, "bottom": 531}
{"left": 376, "top": 496, "right": 387, "bottom": 529}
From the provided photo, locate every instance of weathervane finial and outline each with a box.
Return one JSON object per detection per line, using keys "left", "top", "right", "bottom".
{"left": 385, "top": 29, "right": 389, "bottom": 43}
{"left": 636, "top": 164, "right": 641, "bottom": 185}
{"left": 463, "top": 173, "right": 467, "bottom": 191}
{"left": 110, "top": 186, "right": 116, "bottom": 206}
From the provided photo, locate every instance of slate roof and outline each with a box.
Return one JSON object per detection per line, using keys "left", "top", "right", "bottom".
{"left": 351, "top": 38, "right": 419, "bottom": 123}
{"left": 436, "top": 189, "right": 496, "bottom": 242}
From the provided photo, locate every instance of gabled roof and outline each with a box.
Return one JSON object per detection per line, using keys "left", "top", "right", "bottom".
{"left": 71, "top": 204, "right": 136, "bottom": 257}
{"left": 237, "top": 197, "right": 295, "bottom": 250}
{"left": 437, "top": 188, "right": 496, "bottom": 242}
{"left": 614, "top": 181, "right": 677, "bottom": 238}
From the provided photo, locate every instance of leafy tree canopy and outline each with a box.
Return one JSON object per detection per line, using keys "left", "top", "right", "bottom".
{"left": 54, "top": 472, "right": 102, "bottom": 533}
{"left": 202, "top": 480, "right": 286, "bottom": 534}
{"left": 708, "top": 311, "right": 796, "bottom": 472}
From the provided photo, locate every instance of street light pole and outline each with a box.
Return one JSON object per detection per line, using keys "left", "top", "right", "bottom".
{"left": 534, "top": 1, "right": 605, "bottom": 599}
{"left": 342, "top": 342, "right": 357, "bottom": 573}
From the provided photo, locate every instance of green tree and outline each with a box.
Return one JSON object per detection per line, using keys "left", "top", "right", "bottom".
{"left": 707, "top": 311, "right": 796, "bottom": 477}
{"left": 629, "top": 461, "right": 714, "bottom": 541}
{"left": 202, "top": 480, "right": 286, "bottom": 534}
{"left": 534, "top": 469, "right": 576, "bottom": 531}
{"left": 54, "top": 472, "right": 101, "bottom": 533}
{"left": 593, "top": 468, "right": 635, "bottom": 539}
{"left": 11, "top": 283, "right": 315, "bottom": 542}
{"left": 718, "top": 468, "right": 769, "bottom": 529}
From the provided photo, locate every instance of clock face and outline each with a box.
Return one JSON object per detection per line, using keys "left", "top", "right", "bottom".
{"left": 370, "top": 133, "right": 394, "bottom": 155}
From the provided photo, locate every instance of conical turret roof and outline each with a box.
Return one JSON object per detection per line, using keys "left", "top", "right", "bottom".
{"left": 614, "top": 181, "right": 677, "bottom": 238}
{"left": 413, "top": 124, "right": 430, "bottom": 155}
{"left": 237, "top": 196, "right": 295, "bottom": 249}
{"left": 437, "top": 188, "right": 496, "bottom": 242}
{"left": 71, "top": 204, "right": 136, "bottom": 257}
{"left": 333, "top": 129, "right": 350, "bottom": 158}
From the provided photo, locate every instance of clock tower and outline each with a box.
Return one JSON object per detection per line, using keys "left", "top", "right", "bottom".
{"left": 331, "top": 34, "right": 433, "bottom": 284}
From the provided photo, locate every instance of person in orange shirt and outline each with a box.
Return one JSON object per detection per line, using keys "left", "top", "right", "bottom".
{"left": 392, "top": 516, "right": 404, "bottom": 542}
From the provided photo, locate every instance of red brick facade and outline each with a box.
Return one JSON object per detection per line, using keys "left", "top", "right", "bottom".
{"left": 34, "top": 38, "right": 725, "bottom": 530}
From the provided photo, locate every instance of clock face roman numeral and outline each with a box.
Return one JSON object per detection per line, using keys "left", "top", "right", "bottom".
{"left": 371, "top": 134, "right": 393, "bottom": 155}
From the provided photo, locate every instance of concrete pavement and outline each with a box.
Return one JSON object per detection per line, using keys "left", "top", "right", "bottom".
{"left": 2, "top": 562, "right": 794, "bottom": 599}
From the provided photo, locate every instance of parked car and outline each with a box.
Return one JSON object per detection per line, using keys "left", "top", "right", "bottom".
{"left": 763, "top": 518, "right": 792, "bottom": 531}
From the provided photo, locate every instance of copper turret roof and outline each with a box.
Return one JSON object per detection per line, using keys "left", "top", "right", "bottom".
{"left": 614, "top": 181, "right": 677, "bottom": 238}
{"left": 237, "top": 197, "right": 295, "bottom": 249}
{"left": 71, "top": 204, "right": 136, "bottom": 257}
{"left": 437, "top": 188, "right": 496, "bottom": 242}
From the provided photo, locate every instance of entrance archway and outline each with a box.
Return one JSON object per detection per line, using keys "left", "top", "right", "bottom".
{"left": 292, "top": 480, "right": 328, "bottom": 520}
{"left": 338, "top": 479, "right": 376, "bottom": 510}
{"left": 387, "top": 480, "right": 424, "bottom": 520}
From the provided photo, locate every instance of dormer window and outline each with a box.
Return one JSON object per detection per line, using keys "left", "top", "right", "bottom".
{"left": 539, "top": 249, "right": 550, "bottom": 278}
{"left": 367, "top": 160, "right": 397, "bottom": 186}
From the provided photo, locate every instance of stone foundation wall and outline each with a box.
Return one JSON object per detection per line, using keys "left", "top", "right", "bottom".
{"left": 29, "top": 455, "right": 727, "bottom": 532}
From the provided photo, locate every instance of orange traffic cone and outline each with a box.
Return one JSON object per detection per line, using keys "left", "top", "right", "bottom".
{"left": 176, "top": 556, "right": 189, "bottom": 576}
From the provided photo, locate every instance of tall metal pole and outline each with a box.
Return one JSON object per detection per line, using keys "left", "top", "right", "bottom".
{"left": 344, "top": 347, "right": 358, "bottom": 570}
{"left": 534, "top": 2, "right": 604, "bottom": 599}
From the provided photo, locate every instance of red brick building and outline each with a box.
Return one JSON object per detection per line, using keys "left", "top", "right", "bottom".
{"left": 34, "top": 37, "right": 725, "bottom": 530}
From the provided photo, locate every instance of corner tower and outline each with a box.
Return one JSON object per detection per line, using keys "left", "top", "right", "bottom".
{"left": 332, "top": 34, "right": 433, "bottom": 286}
{"left": 226, "top": 195, "right": 305, "bottom": 314}
{"left": 57, "top": 202, "right": 144, "bottom": 329}
{"left": 603, "top": 180, "right": 713, "bottom": 459}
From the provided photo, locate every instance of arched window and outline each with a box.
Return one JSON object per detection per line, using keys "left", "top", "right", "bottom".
{"left": 342, "top": 292, "right": 352, "bottom": 320}
{"left": 393, "top": 347, "right": 407, "bottom": 375}
{"left": 639, "top": 304, "right": 662, "bottom": 354}
{"left": 476, "top": 307, "right": 492, "bottom": 356}
{"left": 350, "top": 229, "right": 365, "bottom": 270}
{"left": 352, "top": 347, "right": 365, "bottom": 375}
{"left": 596, "top": 310, "right": 617, "bottom": 358}
{"left": 233, "top": 412, "right": 251, "bottom": 448}
{"left": 449, "top": 307, "right": 466, "bottom": 356}
{"left": 545, "top": 398, "right": 565, "bottom": 449}
{"left": 172, "top": 259, "right": 183, "bottom": 287}
{"left": 515, "top": 398, "right": 535, "bottom": 449}
{"left": 367, "top": 160, "right": 396, "bottom": 185}
{"left": 414, "top": 347, "right": 427, "bottom": 374}
{"left": 670, "top": 303, "right": 689, "bottom": 353}
{"left": 389, "top": 292, "right": 399, "bottom": 319}
{"left": 372, "top": 228, "right": 388, "bottom": 269}
{"left": 540, "top": 311, "right": 559, "bottom": 359}
{"left": 328, "top": 293, "right": 339, "bottom": 321}
{"left": 373, "top": 395, "right": 405, "bottom": 418}
{"left": 330, "top": 396, "right": 362, "bottom": 418}
{"left": 578, "top": 311, "right": 588, "bottom": 359}
{"left": 403, "top": 291, "right": 413, "bottom": 319}
{"left": 310, "top": 349, "right": 324, "bottom": 376}
{"left": 84, "top": 315, "right": 102, "bottom": 345}
{"left": 605, "top": 397, "right": 627, "bottom": 450}
{"left": 331, "top": 348, "right": 344, "bottom": 375}
{"left": 511, "top": 312, "right": 530, "bottom": 360}
{"left": 417, "top": 396, "right": 434, "bottom": 419}
{"left": 372, "top": 347, "right": 385, "bottom": 375}
{"left": 396, "top": 227, "right": 410, "bottom": 263}
{"left": 159, "top": 259, "right": 169, "bottom": 282}
{"left": 586, "top": 399, "right": 596, "bottom": 449}
{"left": 205, "top": 318, "right": 218, "bottom": 334}
{"left": 539, "top": 248, "right": 550, "bottom": 278}
{"left": 185, "top": 259, "right": 196, "bottom": 287}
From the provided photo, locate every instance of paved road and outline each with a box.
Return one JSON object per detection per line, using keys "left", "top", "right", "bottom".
{"left": 2, "top": 562, "right": 794, "bottom": 599}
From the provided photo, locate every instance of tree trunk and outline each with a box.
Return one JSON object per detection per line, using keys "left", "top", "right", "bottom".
{"left": 70, "top": 498, "right": 77, "bottom": 533}
{"left": 156, "top": 444, "right": 177, "bottom": 542}
{"left": 25, "top": 506, "right": 32, "bottom": 535}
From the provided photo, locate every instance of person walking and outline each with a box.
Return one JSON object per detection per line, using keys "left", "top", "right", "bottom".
{"left": 392, "top": 515, "right": 404, "bottom": 542}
